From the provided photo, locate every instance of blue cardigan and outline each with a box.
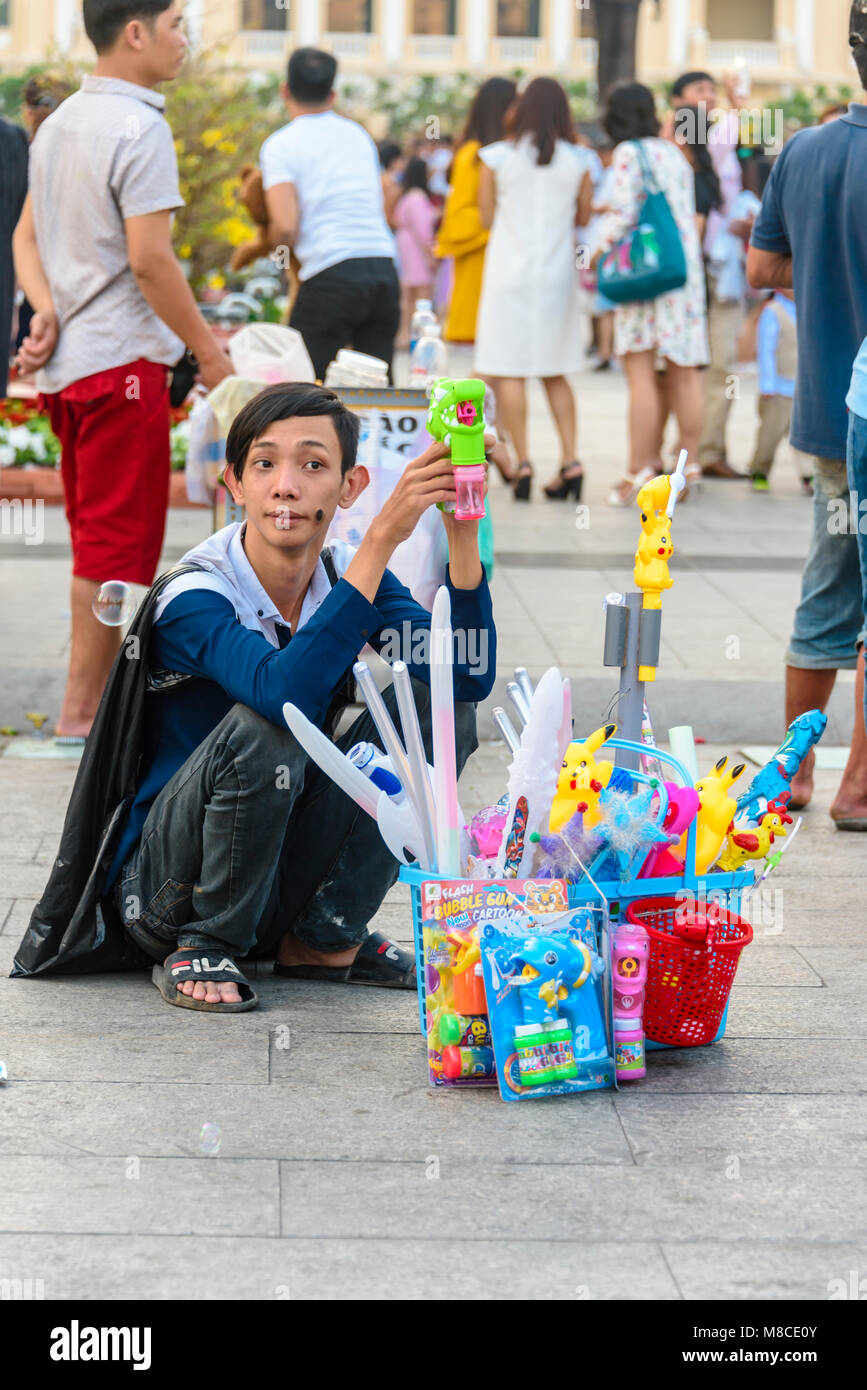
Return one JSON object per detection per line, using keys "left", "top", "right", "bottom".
{"left": 106, "top": 565, "right": 496, "bottom": 887}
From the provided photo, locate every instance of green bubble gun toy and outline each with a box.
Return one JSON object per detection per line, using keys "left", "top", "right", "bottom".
{"left": 426, "top": 377, "right": 487, "bottom": 521}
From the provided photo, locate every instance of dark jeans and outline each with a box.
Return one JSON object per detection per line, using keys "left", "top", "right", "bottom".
{"left": 113, "top": 680, "right": 477, "bottom": 961}
{"left": 290, "top": 256, "right": 401, "bottom": 380}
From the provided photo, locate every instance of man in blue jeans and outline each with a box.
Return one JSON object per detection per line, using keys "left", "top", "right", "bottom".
{"left": 16, "top": 382, "right": 497, "bottom": 1011}
{"left": 747, "top": 2, "right": 867, "bottom": 827}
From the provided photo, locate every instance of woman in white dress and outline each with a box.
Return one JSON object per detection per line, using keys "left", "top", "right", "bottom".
{"left": 475, "top": 77, "right": 595, "bottom": 501}
{"left": 595, "top": 83, "right": 709, "bottom": 505}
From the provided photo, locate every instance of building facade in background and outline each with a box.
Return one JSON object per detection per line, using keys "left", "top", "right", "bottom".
{"left": 0, "top": 0, "right": 859, "bottom": 96}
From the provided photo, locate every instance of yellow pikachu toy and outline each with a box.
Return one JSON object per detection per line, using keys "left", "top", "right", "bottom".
{"left": 633, "top": 474, "right": 675, "bottom": 681}
{"left": 679, "top": 755, "right": 746, "bottom": 874}
{"left": 549, "top": 723, "right": 617, "bottom": 833}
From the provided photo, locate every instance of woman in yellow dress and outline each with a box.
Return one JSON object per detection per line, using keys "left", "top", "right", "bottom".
{"left": 436, "top": 77, "right": 517, "bottom": 346}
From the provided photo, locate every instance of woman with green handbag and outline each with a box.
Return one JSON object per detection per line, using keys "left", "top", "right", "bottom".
{"left": 595, "top": 83, "right": 709, "bottom": 506}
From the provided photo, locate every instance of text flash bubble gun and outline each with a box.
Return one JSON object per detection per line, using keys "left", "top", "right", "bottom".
{"left": 426, "top": 377, "right": 487, "bottom": 521}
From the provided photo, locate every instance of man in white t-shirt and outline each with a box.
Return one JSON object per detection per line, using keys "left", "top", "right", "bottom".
{"left": 261, "top": 48, "right": 399, "bottom": 380}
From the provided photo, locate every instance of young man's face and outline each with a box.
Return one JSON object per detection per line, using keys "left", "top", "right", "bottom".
{"left": 226, "top": 414, "right": 368, "bottom": 551}
{"left": 136, "top": 2, "right": 188, "bottom": 84}
{"left": 675, "top": 78, "right": 716, "bottom": 108}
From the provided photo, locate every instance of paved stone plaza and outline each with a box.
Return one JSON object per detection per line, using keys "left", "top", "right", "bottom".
{"left": 1, "top": 364, "right": 865, "bottom": 1299}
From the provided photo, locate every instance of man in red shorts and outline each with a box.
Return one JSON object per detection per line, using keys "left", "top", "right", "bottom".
{"left": 13, "top": 0, "right": 232, "bottom": 741}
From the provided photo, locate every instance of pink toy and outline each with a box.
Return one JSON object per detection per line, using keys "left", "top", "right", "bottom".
{"left": 468, "top": 798, "right": 509, "bottom": 860}
{"left": 639, "top": 781, "right": 699, "bottom": 878}
{"left": 612, "top": 922, "right": 649, "bottom": 1080}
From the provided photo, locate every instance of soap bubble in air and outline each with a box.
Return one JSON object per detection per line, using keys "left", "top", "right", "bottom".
{"left": 92, "top": 581, "right": 135, "bottom": 627}
{"left": 199, "top": 1122, "right": 222, "bottom": 1156}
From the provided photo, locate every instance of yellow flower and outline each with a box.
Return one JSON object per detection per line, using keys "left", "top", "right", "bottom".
{"left": 174, "top": 137, "right": 185, "bottom": 154}
{"left": 217, "top": 140, "right": 238, "bottom": 155}
{"left": 216, "top": 215, "right": 255, "bottom": 248}
{"left": 207, "top": 271, "right": 227, "bottom": 289}
{"left": 178, "top": 243, "right": 193, "bottom": 260}
{"left": 201, "top": 128, "right": 225, "bottom": 148}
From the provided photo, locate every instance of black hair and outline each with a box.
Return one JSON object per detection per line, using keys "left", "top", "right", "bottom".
{"left": 400, "top": 156, "right": 431, "bottom": 197}
{"left": 225, "top": 383, "right": 360, "bottom": 481}
{"left": 671, "top": 70, "right": 715, "bottom": 99}
{"left": 603, "top": 82, "right": 661, "bottom": 145}
{"left": 287, "top": 47, "right": 338, "bottom": 104}
{"left": 673, "top": 104, "right": 723, "bottom": 210}
{"left": 378, "top": 140, "right": 402, "bottom": 170}
{"left": 82, "top": 0, "right": 171, "bottom": 52}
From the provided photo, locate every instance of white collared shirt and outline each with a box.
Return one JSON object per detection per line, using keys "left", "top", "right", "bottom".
{"left": 155, "top": 522, "right": 358, "bottom": 647}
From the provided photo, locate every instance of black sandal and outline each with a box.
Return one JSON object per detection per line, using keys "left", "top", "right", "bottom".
{"left": 152, "top": 948, "right": 258, "bottom": 1012}
{"left": 513, "top": 462, "right": 533, "bottom": 502}
{"left": 273, "top": 930, "right": 416, "bottom": 989}
{"left": 544, "top": 462, "right": 584, "bottom": 501}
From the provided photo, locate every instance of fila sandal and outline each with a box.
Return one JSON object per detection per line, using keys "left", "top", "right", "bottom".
{"left": 152, "top": 948, "right": 258, "bottom": 1012}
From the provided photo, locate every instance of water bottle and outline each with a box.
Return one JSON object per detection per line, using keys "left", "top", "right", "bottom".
{"left": 409, "top": 321, "right": 447, "bottom": 394}
{"left": 409, "top": 298, "right": 435, "bottom": 354}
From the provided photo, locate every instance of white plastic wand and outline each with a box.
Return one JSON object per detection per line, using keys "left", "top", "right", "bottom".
{"left": 492, "top": 706, "right": 521, "bottom": 754}
{"left": 353, "top": 661, "right": 415, "bottom": 795}
{"left": 667, "top": 449, "right": 688, "bottom": 518}
{"left": 392, "top": 659, "right": 438, "bottom": 871}
{"left": 430, "top": 585, "right": 461, "bottom": 875}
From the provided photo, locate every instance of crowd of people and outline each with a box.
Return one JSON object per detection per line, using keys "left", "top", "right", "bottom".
{"left": 372, "top": 65, "right": 818, "bottom": 508}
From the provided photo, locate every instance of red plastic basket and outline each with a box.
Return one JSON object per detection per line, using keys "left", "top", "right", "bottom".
{"left": 625, "top": 897, "right": 753, "bottom": 1047}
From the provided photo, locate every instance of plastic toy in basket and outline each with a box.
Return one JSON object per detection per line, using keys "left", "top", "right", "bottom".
{"left": 423, "top": 902, "right": 499, "bottom": 1088}
{"left": 626, "top": 896, "right": 753, "bottom": 1047}
{"left": 479, "top": 909, "right": 615, "bottom": 1101}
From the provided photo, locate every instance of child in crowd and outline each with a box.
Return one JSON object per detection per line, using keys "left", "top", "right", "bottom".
{"left": 395, "top": 156, "right": 439, "bottom": 347}
{"left": 749, "top": 290, "right": 810, "bottom": 492}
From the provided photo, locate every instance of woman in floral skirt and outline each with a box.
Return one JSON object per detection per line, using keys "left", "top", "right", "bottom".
{"left": 596, "top": 82, "right": 709, "bottom": 505}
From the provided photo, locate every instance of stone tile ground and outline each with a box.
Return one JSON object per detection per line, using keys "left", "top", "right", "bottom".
{"left": 0, "top": 366, "right": 865, "bottom": 1299}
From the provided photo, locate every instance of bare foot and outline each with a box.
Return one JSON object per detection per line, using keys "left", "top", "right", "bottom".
{"left": 829, "top": 783, "right": 867, "bottom": 826}
{"left": 788, "top": 750, "right": 815, "bottom": 809}
{"left": 174, "top": 973, "right": 241, "bottom": 1005}
{"left": 277, "top": 929, "right": 362, "bottom": 969}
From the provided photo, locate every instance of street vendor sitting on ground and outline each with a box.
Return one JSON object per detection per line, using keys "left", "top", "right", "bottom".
{"left": 14, "top": 382, "right": 496, "bottom": 1012}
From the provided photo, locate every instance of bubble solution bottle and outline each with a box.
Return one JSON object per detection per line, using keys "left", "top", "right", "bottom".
{"left": 514, "top": 1023, "right": 556, "bottom": 1087}
{"left": 612, "top": 922, "right": 649, "bottom": 1080}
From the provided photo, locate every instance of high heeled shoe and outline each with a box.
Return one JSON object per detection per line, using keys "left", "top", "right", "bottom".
{"left": 544, "top": 463, "right": 584, "bottom": 501}
{"left": 513, "top": 463, "right": 533, "bottom": 501}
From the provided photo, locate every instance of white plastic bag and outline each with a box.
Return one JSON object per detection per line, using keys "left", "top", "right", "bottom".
{"left": 228, "top": 323, "right": 316, "bottom": 384}
{"left": 184, "top": 396, "right": 223, "bottom": 504}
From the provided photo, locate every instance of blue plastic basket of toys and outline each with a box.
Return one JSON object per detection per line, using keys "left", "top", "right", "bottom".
{"left": 401, "top": 739, "right": 752, "bottom": 1048}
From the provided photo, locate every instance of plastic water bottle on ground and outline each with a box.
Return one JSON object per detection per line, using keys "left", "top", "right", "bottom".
{"left": 409, "top": 322, "right": 447, "bottom": 394}
{"left": 409, "top": 298, "right": 436, "bottom": 355}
